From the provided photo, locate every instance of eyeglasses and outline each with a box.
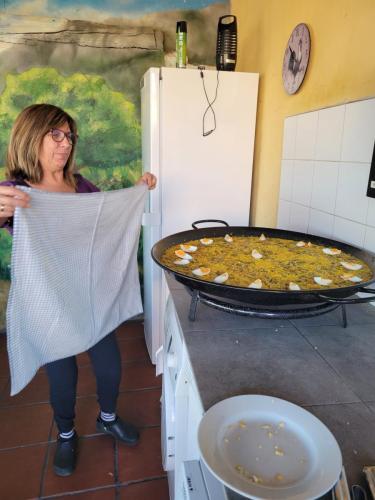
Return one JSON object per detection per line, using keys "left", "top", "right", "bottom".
{"left": 49, "top": 128, "right": 78, "bottom": 145}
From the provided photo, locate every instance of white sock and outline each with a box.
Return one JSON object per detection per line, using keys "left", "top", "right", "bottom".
{"left": 100, "top": 411, "right": 116, "bottom": 423}
{"left": 60, "top": 428, "right": 75, "bottom": 440}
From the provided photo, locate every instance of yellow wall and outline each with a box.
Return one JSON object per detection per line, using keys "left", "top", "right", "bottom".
{"left": 231, "top": 0, "right": 375, "bottom": 227}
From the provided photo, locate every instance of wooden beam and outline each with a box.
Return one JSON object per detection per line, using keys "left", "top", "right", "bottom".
{"left": 0, "top": 14, "right": 163, "bottom": 50}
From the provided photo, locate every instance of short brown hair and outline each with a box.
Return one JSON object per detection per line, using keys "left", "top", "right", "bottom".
{"left": 6, "top": 104, "right": 78, "bottom": 187}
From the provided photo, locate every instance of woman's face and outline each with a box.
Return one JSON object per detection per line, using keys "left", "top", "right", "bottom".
{"left": 38, "top": 122, "right": 73, "bottom": 174}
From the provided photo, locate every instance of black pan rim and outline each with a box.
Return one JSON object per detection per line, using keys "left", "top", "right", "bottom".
{"left": 151, "top": 225, "right": 375, "bottom": 297}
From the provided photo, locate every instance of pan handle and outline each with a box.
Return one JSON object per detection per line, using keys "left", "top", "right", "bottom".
{"left": 317, "top": 287, "right": 375, "bottom": 304}
{"left": 192, "top": 219, "right": 229, "bottom": 229}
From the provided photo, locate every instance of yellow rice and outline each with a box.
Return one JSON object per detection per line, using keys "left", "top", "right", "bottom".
{"left": 160, "top": 235, "right": 373, "bottom": 290}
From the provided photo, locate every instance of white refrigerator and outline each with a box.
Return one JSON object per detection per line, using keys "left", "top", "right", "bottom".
{"left": 141, "top": 67, "right": 259, "bottom": 364}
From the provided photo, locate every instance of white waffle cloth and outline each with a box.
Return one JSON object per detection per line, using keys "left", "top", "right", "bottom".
{"left": 7, "top": 184, "right": 147, "bottom": 395}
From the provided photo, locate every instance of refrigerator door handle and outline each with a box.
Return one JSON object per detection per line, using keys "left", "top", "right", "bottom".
{"left": 142, "top": 212, "right": 161, "bottom": 227}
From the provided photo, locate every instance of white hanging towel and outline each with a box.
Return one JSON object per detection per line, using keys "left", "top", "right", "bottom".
{"left": 7, "top": 184, "right": 147, "bottom": 395}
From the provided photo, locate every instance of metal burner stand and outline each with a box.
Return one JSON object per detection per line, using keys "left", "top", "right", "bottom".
{"left": 187, "top": 288, "right": 348, "bottom": 326}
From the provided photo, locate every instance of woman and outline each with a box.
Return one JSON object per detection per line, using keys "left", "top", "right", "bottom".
{"left": 0, "top": 103, "right": 156, "bottom": 477}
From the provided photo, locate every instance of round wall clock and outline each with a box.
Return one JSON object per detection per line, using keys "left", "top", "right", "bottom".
{"left": 282, "top": 23, "right": 311, "bottom": 95}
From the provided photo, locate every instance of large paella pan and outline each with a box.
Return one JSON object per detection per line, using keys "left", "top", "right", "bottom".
{"left": 152, "top": 220, "right": 375, "bottom": 306}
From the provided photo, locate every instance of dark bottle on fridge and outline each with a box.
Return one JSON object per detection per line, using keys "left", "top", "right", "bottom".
{"left": 216, "top": 15, "right": 237, "bottom": 71}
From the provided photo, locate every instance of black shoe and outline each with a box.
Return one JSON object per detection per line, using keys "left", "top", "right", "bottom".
{"left": 96, "top": 416, "right": 139, "bottom": 446}
{"left": 53, "top": 432, "right": 79, "bottom": 477}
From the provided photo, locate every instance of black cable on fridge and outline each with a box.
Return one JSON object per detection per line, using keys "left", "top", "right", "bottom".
{"left": 200, "top": 69, "right": 220, "bottom": 137}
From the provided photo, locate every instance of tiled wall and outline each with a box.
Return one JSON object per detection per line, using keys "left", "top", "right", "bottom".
{"left": 278, "top": 98, "right": 375, "bottom": 254}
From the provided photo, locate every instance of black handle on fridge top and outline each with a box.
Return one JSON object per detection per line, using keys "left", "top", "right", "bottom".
{"left": 367, "top": 140, "right": 375, "bottom": 199}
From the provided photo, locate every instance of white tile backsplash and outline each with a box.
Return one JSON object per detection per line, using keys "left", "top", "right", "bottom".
{"left": 335, "top": 163, "right": 370, "bottom": 223}
{"left": 289, "top": 203, "right": 310, "bottom": 233}
{"left": 315, "top": 105, "right": 345, "bottom": 161}
{"left": 278, "top": 97, "right": 374, "bottom": 254}
{"left": 364, "top": 226, "right": 375, "bottom": 254}
{"left": 310, "top": 161, "right": 339, "bottom": 214}
{"left": 333, "top": 217, "right": 366, "bottom": 247}
{"left": 279, "top": 160, "right": 294, "bottom": 201}
{"left": 277, "top": 200, "right": 291, "bottom": 229}
{"left": 341, "top": 98, "right": 375, "bottom": 163}
{"left": 308, "top": 209, "right": 334, "bottom": 238}
{"left": 282, "top": 116, "right": 297, "bottom": 159}
{"left": 295, "top": 112, "right": 318, "bottom": 160}
{"left": 292, "top": 160, "right": 314, "bottom": 206}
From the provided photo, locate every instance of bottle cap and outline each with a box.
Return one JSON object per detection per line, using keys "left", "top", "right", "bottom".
{"left": 176, "top": 21, "right": 187, "bottom": 33}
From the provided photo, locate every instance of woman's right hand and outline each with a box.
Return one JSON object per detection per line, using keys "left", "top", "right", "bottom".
{"left": 0, "top": 186, "right": 30, "bottom": 220}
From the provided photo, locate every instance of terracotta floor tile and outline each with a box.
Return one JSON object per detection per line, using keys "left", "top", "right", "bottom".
{"left": 118, "top": 478, "right": 169, "bottom": 499}
{"left": 0, "top": 348, "right": 9, "bottom": 377}
{"left": 0, "top": 370, "right": 50, "bottom": 407}
{"left": 76, "top": 351, "right": 91, "bottom": 367}
{"left": 73, "top": 332, "right": 148, "bottom": 368}
{"left": 51, "top": 486, "right": 117, "bottom": 499}
{"left": 120, "top": 361, "right": 161, "bottom": 391}
{"left": 116, "top": 388, "right": 161, "bottom": 427}
{"left": 116, "top": 321, "right": 144, "bottom": 340}
{"left": 0, "top": 402, "right": 53, "bottom": 449}
{"left": 76, "top": 364, "right": 98, "bottom": 397}
{"left": 51, "top": 395, "right": 99, "bottom": 437}
{"left": 75, "top": 360, "right": 152, "bottom": 398}
{"left": 72, "top": 360, "right": 160, "bottom": 407}
{"left": 0, "top": 444, "right": 47, "bottom": 499}
{"left": 0, "top": 376, "right": 8, "bottom": 398}
{"left": 52, "top": 388, "right": 162, "bottom": 438}
{"left": 117, "top": 337, "right": 150, "bottom": 363}
{"left": 43, "top": 435, "right": 116, "bottom": 496}
{"left": 118, "top": 426, "right": 165, "bottom": 482}
{"left": 0, "top": 333, "right": 6, "bottom": 350}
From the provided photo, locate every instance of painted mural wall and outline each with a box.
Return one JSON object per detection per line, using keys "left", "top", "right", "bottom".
{"left": 0, "top": 0, "right": 229, "bottom": 328}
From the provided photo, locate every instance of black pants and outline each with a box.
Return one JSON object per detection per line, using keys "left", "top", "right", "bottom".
{"left": 45, "top": 331, "right": 121, "bottom": 433}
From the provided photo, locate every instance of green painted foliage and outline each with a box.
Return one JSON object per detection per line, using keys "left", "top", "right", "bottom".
{"left": 0, "top": 68, "right": 141, "bottom": 174}
{"left": 0, "top": 230, "right": 11, "bottom": 279}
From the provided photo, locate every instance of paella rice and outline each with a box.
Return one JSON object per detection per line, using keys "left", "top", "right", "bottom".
{"left": 160, "top": 235, "right": 373, "bottom": 290}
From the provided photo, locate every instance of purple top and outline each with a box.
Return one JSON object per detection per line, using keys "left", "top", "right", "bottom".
{"left": 0, "top": 173, "right": 100, "bottom": 234}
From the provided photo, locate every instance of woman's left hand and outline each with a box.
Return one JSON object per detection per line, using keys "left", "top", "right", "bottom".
{"left": 136, "top": 172, "right": 157, "bottom": 190}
